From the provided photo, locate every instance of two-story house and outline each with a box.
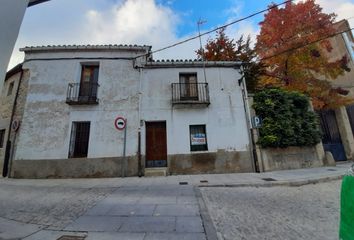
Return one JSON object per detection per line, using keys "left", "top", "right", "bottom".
{"left": 0, "top": 44, "right": 254, "bottom": 178}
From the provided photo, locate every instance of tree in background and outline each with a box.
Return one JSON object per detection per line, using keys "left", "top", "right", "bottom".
{"left": 196, "top": 28, "right": 264, "bottom": 93}
{"left": 256, "top": 0, "right": 351, "bottom": 109}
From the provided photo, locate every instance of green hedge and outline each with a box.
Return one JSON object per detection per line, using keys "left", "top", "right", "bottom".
{"left": 253, "top": 88, "right": 321, "bottom": 148}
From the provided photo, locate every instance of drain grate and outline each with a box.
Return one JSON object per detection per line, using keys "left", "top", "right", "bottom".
{"left": 179, "top": 182, "right": 188, "bottom": 185}
{"left": 200, "top": 180, "right": 209, "bottom": 183}
{"left": 57, "top": 236, "right": 86, "bottom": 240}
{"left": 262, "top": 178, "right": 277, "bottom": 182}
{"left": 327, "top": 169, "right": 337, "bottom": 171}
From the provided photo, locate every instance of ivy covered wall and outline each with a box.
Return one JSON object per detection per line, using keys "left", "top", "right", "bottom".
{"left": 253, "top": 88, "right": 321, "bottom": 148}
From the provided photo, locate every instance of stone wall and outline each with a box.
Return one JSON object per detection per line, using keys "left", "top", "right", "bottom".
{"left": 260, "top": 146, "right": 324, "bottom": 172}
{"left": 11, "top": 156, "right": 139, "bottom": 179}
{"left": 168, "top": 150, "right": 253, "bottom": 175}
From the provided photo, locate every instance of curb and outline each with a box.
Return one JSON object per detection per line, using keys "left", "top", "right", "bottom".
{"left": 194, "top": 187, "right": 218, "bottom": 240}
{"left": 197, "top": 174, "right": 344, "bottom": 188}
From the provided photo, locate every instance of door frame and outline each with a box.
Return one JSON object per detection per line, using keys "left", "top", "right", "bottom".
{"left": 145, "top": 121, "right": 168, "bottom": 168}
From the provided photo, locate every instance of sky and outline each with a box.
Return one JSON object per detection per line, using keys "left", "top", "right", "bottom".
{"left": 8, "top": 0, "right": 354, "bottom": 69}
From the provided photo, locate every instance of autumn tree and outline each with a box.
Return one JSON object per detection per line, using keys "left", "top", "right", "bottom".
{"left": 256, "top": 0, "right": 351, "bottom": 109}
{"left": 196, "top": 28, "right": 265, "bottom": 92}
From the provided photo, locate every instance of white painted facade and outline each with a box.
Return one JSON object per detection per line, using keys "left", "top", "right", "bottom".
{"left": 5, "top": 45, "right": 253, "bottom": 177}
{"left": 140, "top": 66, "right": 250, "bottom": 156}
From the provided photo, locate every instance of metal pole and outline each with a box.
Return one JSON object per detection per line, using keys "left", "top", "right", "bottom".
{"left": 122, "top": 119, "right": 127, "bottom": 178}
{"left": 197, "top": 18, "right": 207, "bottom": 83}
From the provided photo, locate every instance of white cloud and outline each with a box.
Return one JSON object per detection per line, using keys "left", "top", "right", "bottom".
{"left": 84, "top": 0, "right": 178, "bottom": 46}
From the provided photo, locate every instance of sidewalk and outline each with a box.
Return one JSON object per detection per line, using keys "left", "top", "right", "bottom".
{"left": 2, "top": 162, "right": 351, "bottom": 189}
{"left": 0, "top": 162, "right": 351, "bottom": 240}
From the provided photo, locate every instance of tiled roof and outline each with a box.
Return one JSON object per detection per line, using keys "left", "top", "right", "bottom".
{"left": 20, "top": 44, "right": 152, "bottom": 52}
{"left": 146, "top": 59, "right": 242, "bottom": 68}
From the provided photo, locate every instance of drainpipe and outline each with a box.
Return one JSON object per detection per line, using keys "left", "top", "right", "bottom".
{"left": 239, "top": 65, "right": 257, "bottom": 173}
{"left": 2, "top": 67, "right": 24, "bottom": 177}
{"left": 137, "top": 61, "right": 143, "bottom": 177}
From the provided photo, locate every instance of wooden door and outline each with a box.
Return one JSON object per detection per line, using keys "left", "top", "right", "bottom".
{"left": 146, "top": 122, "right": 167, "bottom": 168}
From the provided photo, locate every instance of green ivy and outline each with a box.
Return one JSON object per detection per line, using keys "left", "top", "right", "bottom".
{"left": 253, "top": 88, "right": 321, "bottom": 148}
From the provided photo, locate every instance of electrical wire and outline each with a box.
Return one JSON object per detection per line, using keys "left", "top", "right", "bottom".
{"left": 261, "top": 27, "right": 354, "bottom": 61}
{"left": 134, "top": 0, "right": 293, "bottom": 59}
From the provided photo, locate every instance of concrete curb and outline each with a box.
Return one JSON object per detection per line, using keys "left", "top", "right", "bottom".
{"left": 197, "top": 174, "right": 344, "bottom": 188}
{"left": 194, "top": 187, "right": 218, "bottom": 240}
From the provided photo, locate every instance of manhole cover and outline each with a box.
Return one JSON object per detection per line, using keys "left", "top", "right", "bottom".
{"left": 327, "top": 169, "right": 337, "bottom": 171}
{"left": 200, "top": 180, "right": 209, "bottom": 183}
{"left": 262, "top": 178, "right": 277, "bottom": 182}
{"left": 179, "top": 182, "right": 188, "bottom": 185}
{"left": 57, "top": 236, "right": 86, "bottom": 240}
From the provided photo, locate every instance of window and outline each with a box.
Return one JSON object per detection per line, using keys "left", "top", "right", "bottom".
{"left": 190, "top": 125, "right": 208, "bottom": 151}
{"left": 69, "top": 122, "right": 90, "bottom": 158}
{"left": 0, "top": 129, "right": 5, "bottom": 148}
{"left": 7, "top": 82, "right": 14, "bottom": 96}
{"left": 79, "top": 65, "right": 99, "bottom": 99}
{"left": 179, "top": 73, "right": 198, "bottom": 100}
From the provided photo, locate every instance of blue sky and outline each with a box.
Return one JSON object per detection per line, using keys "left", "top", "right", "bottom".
{"left": 9, "top": 0, "right": 354, "bottom": 68}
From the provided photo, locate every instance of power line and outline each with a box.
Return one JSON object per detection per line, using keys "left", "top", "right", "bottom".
{"left": 134, "top": 0, "right": 293, "bottom": 59}
{"left": 262, "top": 16, "right": 354, "bottom": 56}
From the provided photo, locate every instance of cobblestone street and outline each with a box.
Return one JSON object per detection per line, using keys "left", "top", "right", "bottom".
{"left": 201, "top": 181, "right": 341, "bottom": 240}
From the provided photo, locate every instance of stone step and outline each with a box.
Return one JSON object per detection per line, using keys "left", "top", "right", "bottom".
{"left": 144, "top": 167, "right": 168, "bottom": 177}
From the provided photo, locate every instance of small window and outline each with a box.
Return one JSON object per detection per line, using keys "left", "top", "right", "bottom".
{"left": 69, "top": 122, "right": 90, "bottom": 158}
{"left": 7, "top": 82, "right": 14, "bottom": 96}
{"left": 0, "top": 129, "right": 5, "bottom": 148}
{"left": 179, "top": 73, "right": 198, "bottom": 100}
{"left": 190, "top": 125, "right": 208, "bottom": 151}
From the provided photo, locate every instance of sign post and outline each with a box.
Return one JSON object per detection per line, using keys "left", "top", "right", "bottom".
{"left": 114, "top": 117, "right": 127, "bottom": 177}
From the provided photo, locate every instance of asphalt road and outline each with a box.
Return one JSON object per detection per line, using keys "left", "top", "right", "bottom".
{"left": 200, "top": 180, "right": 341, "bottom": 240}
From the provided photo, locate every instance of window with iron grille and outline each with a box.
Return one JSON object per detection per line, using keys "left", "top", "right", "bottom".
{"left": 69, "top": 122, "right": 90, "bottom": 158}
{"left": 190, "top": 125, "right": 208, "bottom": 151}
{"left": 179, "top": 73, "right": 198, "bottom": 100}
{"left": 0, "top": 129, "right": 5, "bottom": 148}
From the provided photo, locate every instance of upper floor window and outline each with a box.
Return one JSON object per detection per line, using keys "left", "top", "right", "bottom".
{"left": 80, "top": 65, "right": 99, "bottom": 97}
{"left": 7, "top": 82, "right": 14, "bottom": 96}
{"left": 66, "top": 64, "right": 100, "bottom": 105}
{"left": 179, "top": 73, "right": 198, "bottom": 100}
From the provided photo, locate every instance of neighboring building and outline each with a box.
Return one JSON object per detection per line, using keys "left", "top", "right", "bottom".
{"left": 0, "top": 45, "right": 254, "bottom": 178}
{"left": 317, "top": 19, "right": 354, "bottom": 162}
{"left": 0, "top": 0, "right": 50, "bottom": 96}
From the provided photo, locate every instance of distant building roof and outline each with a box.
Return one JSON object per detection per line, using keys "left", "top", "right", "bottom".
{"left": 20, "top": 44, "right": 152, "bottom": 53}
{"left": 5, "top": 63, "right": 22, "bottom": 81}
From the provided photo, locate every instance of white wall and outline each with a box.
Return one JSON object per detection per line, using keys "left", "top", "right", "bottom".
{"left": 15, "top": 51, "right": 143, "bottom": 160}
{"left": 14, "top": 51, "right": 250, "bottom": 161}
{"left": 141, "top": 67, "right": 250, "bottom": 156}
{"left": 0, "top": 0, "right": 28, "bottom": 94}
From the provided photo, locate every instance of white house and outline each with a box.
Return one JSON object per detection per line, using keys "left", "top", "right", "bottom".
{"left": 0, "top": 45, "right": 254, "bottom": 178}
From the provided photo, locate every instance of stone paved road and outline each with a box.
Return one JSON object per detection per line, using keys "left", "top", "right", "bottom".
{"left": 200, "top": 180, "right": 341, "bottom": 240}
